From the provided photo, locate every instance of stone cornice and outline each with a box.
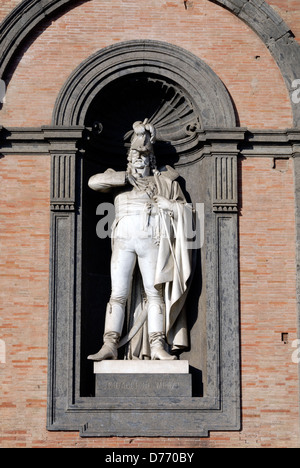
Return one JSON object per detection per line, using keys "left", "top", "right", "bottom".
{"left": 0, "top": 125, "right": 85, "bottom": 155}
{"left": 1, "top": 126, "right": 300, "bottom": 158}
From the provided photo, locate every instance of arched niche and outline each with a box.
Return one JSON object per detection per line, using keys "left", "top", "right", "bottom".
{"left": 53, "top": 40, "right": 236, "bottom": 129}
{"left": 48, "top": 40, "right": 242, "bottom": 437}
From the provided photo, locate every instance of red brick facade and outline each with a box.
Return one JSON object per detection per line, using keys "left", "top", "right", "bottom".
{"left": 0, "top": 0, "right": 300, "bottom": 448}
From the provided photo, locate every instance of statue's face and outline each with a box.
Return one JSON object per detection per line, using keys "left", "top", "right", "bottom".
{"left": 130, "top": 150, "right": 150, "bottom": 170}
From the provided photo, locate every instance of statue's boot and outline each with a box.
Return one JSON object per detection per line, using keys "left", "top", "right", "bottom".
{"left": 149, "top": 332, "right": 177, "bottom": 360}
{"left": 87, "top": 331, "right": 120, "bottom": 361}
{"left": 148, "top": 301, "right": 177, "bottom": 360}
{"left": 87, "top": 300, "right": 125, "bottom": 361}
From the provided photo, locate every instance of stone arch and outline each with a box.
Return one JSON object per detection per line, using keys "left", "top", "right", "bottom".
{"left": 52, "top": 40, "right": 236, "bottom": 143}
{"left": 1, "top": 0, "right": 300, "bottom": 124}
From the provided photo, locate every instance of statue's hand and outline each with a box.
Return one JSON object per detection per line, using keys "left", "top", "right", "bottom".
{"left": 153, "top": 195, "right": 174, "bottom": 212}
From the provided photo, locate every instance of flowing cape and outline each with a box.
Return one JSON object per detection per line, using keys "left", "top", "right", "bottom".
{"left": 126, "top": 167, "right": 195, "bottom": 359}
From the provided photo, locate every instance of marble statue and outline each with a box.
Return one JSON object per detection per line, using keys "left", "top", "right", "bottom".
{"left": 87, "top": 119, "right": 194, "bottom": 361}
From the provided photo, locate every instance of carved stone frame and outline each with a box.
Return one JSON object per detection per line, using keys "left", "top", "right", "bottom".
{"left": 45, "top": 41, "right": 242, "bottom": 437}
{"left": 47, "top": 143, "right": 241, "bottom": 438}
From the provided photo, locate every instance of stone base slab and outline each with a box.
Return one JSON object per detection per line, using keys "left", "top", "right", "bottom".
{"left": 94, "top": 360, "right": 189, "bottom": 374}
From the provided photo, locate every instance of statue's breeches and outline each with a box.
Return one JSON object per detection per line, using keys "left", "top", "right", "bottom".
{"left": 110, "top": 236, "right": 162, "bottom": 303}
{"left": 108, "top": 232, "right": 164, "bottom": 334}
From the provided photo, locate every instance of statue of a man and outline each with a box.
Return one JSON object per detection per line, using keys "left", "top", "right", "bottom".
{"left": 87, "top": 119, "right": 193, "bottom": 361}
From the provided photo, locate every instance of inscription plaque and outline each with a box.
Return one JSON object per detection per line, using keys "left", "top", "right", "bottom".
{"left": 96, "top": 374, "right": 192, "bottom": 398}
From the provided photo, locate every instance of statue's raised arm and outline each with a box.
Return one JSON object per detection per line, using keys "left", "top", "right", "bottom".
{"left": 88, "top": 169, "right": 127, "bottom": 193}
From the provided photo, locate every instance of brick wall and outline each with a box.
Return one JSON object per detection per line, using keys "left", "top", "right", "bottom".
{"left": 237, "top": 157, "right": 299, "bottom": 448}
{"left": 0, "top": 0, "right": 299, "bottom": 448}
{"left": 0, "top": 0, "right": 22, "bottom": 23}
{"left": 1, "top": 0, "right": 293, "bottom": 129}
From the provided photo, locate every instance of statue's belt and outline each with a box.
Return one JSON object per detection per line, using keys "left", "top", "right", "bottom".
{"left": 115, "top": 200, "right": 159, "bottom": 217}
{"left": 113, "top": 201, "right": 160, "bottom": 233}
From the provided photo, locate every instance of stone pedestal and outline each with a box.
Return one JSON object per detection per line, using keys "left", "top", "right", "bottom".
{"left": 94, "top": 360, "right": 189, "bottom": 374}
{"left": 94, "top": 360, "right": 192, "bottom": 398}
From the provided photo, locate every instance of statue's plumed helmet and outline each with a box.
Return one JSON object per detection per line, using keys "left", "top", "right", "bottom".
{"left": 130, "top": 119, "right": 156, "bottom": 154}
